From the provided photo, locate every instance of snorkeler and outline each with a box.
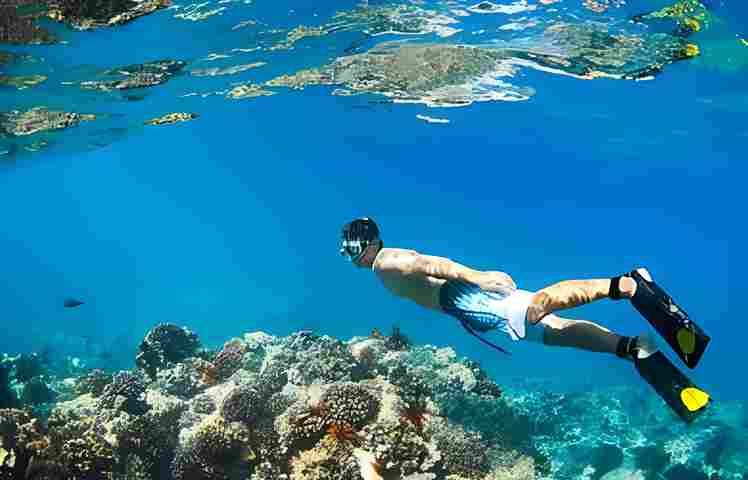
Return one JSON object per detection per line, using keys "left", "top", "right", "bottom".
{"left": 340, "top": 217, "right": 711, "bottom": 422}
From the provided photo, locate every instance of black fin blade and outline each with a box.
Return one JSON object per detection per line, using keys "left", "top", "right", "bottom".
{"left": 630, "top": 271, "right": 710, "bottom": 369}
{"left": 634, "top": 351, "right": 710, "bottom": 424}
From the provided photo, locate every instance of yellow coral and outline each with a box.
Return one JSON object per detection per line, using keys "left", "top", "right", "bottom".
{"left": 684, "top": 43, "right": 701, "bottom": 58}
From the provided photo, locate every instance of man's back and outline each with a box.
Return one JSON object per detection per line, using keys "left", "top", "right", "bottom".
{"left": 371, "top": 248, "right": 446, "bottom": 310}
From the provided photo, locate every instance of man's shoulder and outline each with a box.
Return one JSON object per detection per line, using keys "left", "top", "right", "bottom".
{"left": 373, "top": 248, "right": 419, "bottom": 272}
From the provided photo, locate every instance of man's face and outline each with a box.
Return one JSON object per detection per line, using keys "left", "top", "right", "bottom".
{"left": 353, "top": 243, "right": 377, "bottom": 268}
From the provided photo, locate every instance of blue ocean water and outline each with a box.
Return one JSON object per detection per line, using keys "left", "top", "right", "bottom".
{"left": 0, "top": 0, "right": 742, "bottom": 412}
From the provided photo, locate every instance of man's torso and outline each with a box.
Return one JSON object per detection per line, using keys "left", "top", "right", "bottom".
{"left": 372, "top": 248, "right": 445, "bottom": 311}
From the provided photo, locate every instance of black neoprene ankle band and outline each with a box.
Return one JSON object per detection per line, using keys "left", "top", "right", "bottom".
{"left": 609, "top": 276, "right": 624, "bottom": 300}
{"left": 616, "top": 336, "right": 635, "bottom": 359}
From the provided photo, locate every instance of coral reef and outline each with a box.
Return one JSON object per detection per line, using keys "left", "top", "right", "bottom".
{"left": 0, "top": 363, "right": 19, "bottom": 410}
{"left": 98, "top": 371, "right": 148, "bottom": 415}
{"left": 45, "top": 0, "right": 171, "bottom": 31}
{"left": 12, "top": 354, "right": 44, "bottom": 383}
{"left": 0, "top": 108, "right": 96, "bottom": 137}
{"left": 74, "top": 369, "right": 112, "bottom": 397}
{"left": 212, "top": 339, "right": 248, "bottom": 382}
{"left": 78, "top": 60, "right": 187, "bottom": 92}
{"left": 0, "top": 326, "right": 745, "bottom": 480}
{"left": 144, "top": 112, "right": 198, "bottom": 126}
{"left": 170, "top": 415, "right": 253, "bottom": 480}
{"left": 135, "top": 324, "right": 201, "bottom": 380}
{"left": 0, "top": 1, "right": 57, "bottom": 45}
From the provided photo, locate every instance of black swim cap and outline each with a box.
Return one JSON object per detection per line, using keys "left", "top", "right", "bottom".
{"left": 340, "top": 217, "right": 380, "bottom": 261}
{"left": 342, "top": 217, "right": 380, "bottom": 242}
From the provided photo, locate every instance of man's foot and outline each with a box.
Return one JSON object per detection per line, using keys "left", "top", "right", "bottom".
{"left": 616, "top": 333, "right": 658, "bottom": 361}
{"left": 610, "top": 267, "right": 650, "bottom": 299}
{"left": 619, "top": 275, "right": 638, "bottom": 298}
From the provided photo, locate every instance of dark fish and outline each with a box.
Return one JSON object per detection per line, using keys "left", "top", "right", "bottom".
{"left": 64, "top": 298, "right": 84, "bottom": 308}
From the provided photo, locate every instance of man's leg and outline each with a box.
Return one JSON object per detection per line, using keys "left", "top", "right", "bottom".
{"left": 525, "top": 272, "right": 646, "bottom": 355}
{"left": 526, "top": 276, "right": 639, "bottom": 324}
{"left": 539, "top": 314, "right": 622, "bottom": 354}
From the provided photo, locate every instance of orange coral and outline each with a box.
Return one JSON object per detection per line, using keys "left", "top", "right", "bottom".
{"left": 325, "top": 423, "right": 362, "bottom": 446}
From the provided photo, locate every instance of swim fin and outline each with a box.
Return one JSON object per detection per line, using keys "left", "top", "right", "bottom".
{"left": 634, "top": 344, "right": 710, "bottom": 424}
{"left": 628, "top": 269, "right": 710, "bottom": 369}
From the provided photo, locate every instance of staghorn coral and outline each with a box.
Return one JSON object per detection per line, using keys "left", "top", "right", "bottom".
{"left": 136, "top": 324, "right": 201, "bottom": 380}
{"left": 98, "top": 371, "right": 148, "bottom": 416}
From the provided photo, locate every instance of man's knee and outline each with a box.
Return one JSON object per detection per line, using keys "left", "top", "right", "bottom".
{"left": 537, "top": 314, "right": 573, "bottom": 346}
{"left": 526, "top": 292, "right": 551, "bottom": 324}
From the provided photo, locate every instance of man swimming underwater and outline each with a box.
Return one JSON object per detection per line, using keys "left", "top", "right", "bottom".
{"left": 340, "top": 217, "right": 712, "bottom": 422}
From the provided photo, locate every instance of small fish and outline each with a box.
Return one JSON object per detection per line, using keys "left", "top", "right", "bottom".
{"left": 64, "top": 298, "right": 84, "bottom": 308}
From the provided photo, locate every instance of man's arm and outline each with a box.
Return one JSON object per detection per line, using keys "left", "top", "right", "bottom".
{"left": 411, "top": 253, "right": 484, "bottom": 283}
{"left": 375, "top": 249, "right": 516, "bottom": 291}
{"left": 375, "top": 249, "right": 483, "bottom": 283}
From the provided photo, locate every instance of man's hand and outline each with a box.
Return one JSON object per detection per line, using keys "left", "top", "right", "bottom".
{"left": 471, "top": 271, "right": 517, "bottom": 295}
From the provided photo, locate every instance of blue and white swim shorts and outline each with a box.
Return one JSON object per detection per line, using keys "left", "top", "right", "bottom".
{"left": 438, "top": 279, "right": 546, "bottom": 343}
